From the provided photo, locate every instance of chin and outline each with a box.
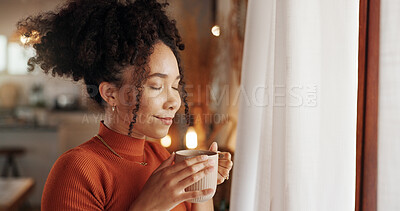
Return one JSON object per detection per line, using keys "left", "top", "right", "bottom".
{"left": 146, "top": 128, "right": 169, "bottom": 139}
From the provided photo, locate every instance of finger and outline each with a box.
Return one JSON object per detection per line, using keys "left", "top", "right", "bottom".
{"left": 218, "top": 167, "right": 230, "bottom": 178}
{"left": 177, "top": 165, "right": 215, "bottom": 189}
{"left": 169, "top": 155, "right": 209, "bottom": 174}
{"left": 218, "top": 160, "right": 233, "bottom": 170}
{"left": 217, "top": 168, "right": 230, "bottom": 185}
{"left": 217, "top": 175, "right": 225, "bottom": 184}
{"left": 174, "top": 159, "right": 217, "bottom": 182}
{"left": 209, "top": 142, "right": 218, "bottom": 152}
{"left": 154, "top": 152, "right": 175, "bottom": 174}
{"left": 173, "top": 159, "right": 215, "bottom": 182}
{"left": 218, "top": 165, "right": 232, "bottom": 172}
{"left": 218, "top": 152, "right": 232, "bottom": 161}
{"left": 180, "top": 188, "right": 214, "bottom": 202}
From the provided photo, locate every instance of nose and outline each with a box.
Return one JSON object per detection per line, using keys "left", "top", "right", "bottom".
{"left": 163, "top": 88, "right": 181, "bottom": 111}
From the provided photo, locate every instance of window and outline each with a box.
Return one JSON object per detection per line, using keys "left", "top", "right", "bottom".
{"left": 7, "top": 42, "right": 34, "bottom": 75}
{"left": 0, "top": 35, "right": 6, "bottom": 72}
{"left": 0, "top": 34, "right": 35, "bottom": 75}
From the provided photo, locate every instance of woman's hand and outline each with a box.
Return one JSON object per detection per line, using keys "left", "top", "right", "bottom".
{"left": 130, "top": 153, "right": 215, "bottom": 211}
{"left": 208, "top": 142, "right": 233, "bottom": 184}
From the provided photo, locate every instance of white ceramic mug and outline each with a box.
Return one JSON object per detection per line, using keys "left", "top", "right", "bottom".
{"left": 175, "top": 150, "right": 218, "bottom": 203}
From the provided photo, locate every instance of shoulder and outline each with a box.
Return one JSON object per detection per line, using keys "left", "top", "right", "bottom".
{"left": 43, "top": 145, "right": 109, "bottom": 209}
{"left": 57, "top": 147, "right": 96, "bottom": 165}
{"left": 45, "top": 145, "right": 110, "bottom": 193}
{"left": 146, "top": 140, "right": 171, "bottom": 160}
{"left": 51, "top": 144, "right": 107, "bottom": 178}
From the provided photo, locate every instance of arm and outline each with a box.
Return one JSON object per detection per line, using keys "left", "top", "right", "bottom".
{"left": 191, "top": 199, "right": 214, "bottom": 211}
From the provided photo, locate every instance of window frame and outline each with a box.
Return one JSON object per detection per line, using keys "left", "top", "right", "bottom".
{"left": 356, "top": 0, "right": 380, "bottom": 210}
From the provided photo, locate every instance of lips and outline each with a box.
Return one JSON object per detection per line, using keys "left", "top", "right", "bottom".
{"left": 154, "top": 116, "right": 173, "bottom": 125}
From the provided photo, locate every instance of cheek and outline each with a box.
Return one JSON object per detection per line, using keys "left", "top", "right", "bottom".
{"left": 136, "top": 96, "right": 163, "bottom": 119}
{"left": 141, "top": 91, "right": 165, "bottom": 109}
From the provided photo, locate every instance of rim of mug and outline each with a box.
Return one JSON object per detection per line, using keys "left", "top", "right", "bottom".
{"left": 175, "top": 149, "right": 217, "bottom": 157}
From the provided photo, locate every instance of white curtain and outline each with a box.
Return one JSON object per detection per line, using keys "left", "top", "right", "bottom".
{"left": 378, "top": 0, "right": 400, "bottom": 210}
{"left": 230, "top": 0, "right": 359, "bottom": 210}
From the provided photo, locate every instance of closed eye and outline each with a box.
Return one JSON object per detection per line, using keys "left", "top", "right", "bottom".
{"left": 150, "top": 86, "right": 179, "bottom": 91}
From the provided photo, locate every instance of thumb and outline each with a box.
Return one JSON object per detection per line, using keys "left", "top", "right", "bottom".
{"left": 209, "top": 142, "right": 218, "bottom": 152}
{"left": 154, "top": 152, "right": 175, "bottom": 173}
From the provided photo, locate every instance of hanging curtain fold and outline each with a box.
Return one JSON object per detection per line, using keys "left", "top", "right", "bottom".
{"left": 230, "top": 0, "right": 359, "bottom": 210}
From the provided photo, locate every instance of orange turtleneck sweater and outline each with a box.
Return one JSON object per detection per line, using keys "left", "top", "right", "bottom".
{"left": 41, "top": 121, "right": 191, "bottom": 211}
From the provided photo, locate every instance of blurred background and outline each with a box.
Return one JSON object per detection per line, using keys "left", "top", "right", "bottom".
{"left": 0, "top": 0, "right": 247, "bottom": 210}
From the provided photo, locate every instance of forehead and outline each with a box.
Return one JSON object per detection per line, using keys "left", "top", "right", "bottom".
{"left": 147, "top": 42, "right": 179, "bottom": 77}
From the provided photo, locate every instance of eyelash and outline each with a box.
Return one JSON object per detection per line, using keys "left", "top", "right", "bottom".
{"left": 150, "top": 86, "right": 179, "bottom": 91}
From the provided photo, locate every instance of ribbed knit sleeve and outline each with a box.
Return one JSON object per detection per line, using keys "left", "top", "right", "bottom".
{"left": 41, "top": 148, "right": 108, "bottom": 211}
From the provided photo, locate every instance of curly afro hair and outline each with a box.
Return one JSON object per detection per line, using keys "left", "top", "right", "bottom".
{"left": 17, "top": 0, "right": 190, "bottom": 136}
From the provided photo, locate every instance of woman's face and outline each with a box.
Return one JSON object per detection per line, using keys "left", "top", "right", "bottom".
{"left": 115, "top": 42, "right": 182, "bottom": 139}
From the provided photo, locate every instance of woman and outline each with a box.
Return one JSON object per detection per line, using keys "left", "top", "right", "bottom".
{"left": 17, "top": 0, "right": 233, "bottom": 210}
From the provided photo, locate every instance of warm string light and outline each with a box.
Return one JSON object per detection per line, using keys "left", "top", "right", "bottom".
{"left": 160, "top": 135, "right": 172, "bottom": 148}
{"left": 20, "top": 31, "right": 40, "bottom": 45}
{"left": 211, "top": 25, "right": 221, "bottom": 37}
{"left": 20, "top": 36, "right": 29, "bottom": 45}
{"left": 185, "top": 126, "right": 198, "bottom": 149}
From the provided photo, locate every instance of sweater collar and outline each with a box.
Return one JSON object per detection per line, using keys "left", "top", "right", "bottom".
{"left": 97, "top": 121, "right": 145, "bottom": 156}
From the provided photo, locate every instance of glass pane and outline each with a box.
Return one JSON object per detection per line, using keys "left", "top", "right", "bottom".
{"left": 0, "top": 35, "right": 6, "bottom": 72}
{"left": 7, "top": 42, "right": 34, "bottom": 75}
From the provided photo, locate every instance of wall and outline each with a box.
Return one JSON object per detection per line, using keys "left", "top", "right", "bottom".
{"left": 0, "top": 0, "right": 64, "bottom": 37}
{"left": 208, "top": 0, "right": 246, "bottom": 151}
{"left": 377, "top": 0, "right": 400, "bottom": 210}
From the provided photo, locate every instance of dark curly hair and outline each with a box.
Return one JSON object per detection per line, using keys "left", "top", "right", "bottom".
{"left": 17, "top": 0, "right": 190, "bottom": 136}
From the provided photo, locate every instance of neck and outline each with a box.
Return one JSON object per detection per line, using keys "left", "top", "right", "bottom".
{"left": 103, "top": 111, "right": 146, "bottom": 140}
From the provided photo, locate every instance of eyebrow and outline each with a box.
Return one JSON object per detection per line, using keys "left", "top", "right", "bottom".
{"left": 147, "top": 73, "right": 180, "bottom": 80}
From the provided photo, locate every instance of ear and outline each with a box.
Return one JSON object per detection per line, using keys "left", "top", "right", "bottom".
{"left": 99, "top": 82, "right": 119, "bottom": 106}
